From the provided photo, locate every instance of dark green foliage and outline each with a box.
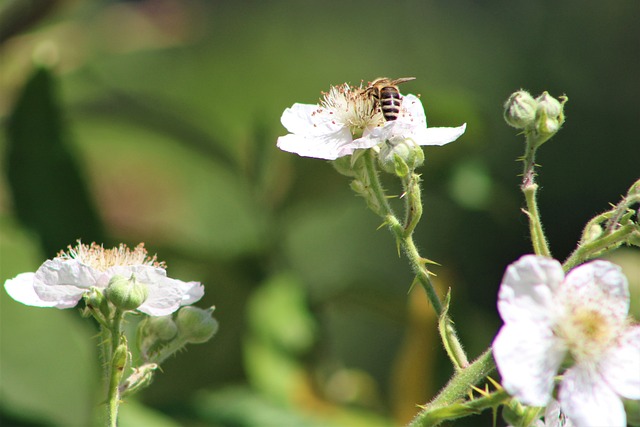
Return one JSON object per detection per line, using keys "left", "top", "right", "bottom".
{"left": 5, "top": 66, "right": 105, "bottom": 257}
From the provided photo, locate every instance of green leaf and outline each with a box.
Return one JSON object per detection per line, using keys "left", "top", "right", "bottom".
{"left": 5, "top": 66, "right": 105, "bottom": 257}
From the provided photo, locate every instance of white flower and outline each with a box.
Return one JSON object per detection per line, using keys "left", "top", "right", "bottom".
{"left": 4, "top": 242, "right": 204, "bottom": 316}
{"left": 276, "top": 82, "right": 466, "bottom": 160}
{"left": 493, "top": 255, "right": 640, "bottom": 427}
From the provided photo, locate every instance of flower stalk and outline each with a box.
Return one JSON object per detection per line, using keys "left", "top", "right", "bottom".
{"left": 520, "top": 137, "right": 551, "bottom": 258}
{"left": 359, "top": 150, "right": 443, "bottom": 315}
{"left": 408, "top": 349, "right": 498, "bottom": 427}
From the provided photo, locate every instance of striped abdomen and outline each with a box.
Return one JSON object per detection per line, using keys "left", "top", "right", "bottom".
{"left": 376, "top": 86, "right": 403, "bottom": 121}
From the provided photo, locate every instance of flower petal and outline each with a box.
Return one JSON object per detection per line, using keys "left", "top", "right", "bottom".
{"left": 4, "top": 273, "right": 65, "bottom": 308}
{"left": 497, "top": 255, "right": 564, "bottom": 325}
{"left": 32, "top": 259, "right": 96, "bottom": 308}
{"left": 277, "top": 128, "right": 356, "bottom": 160}
{"left": 600, "top": 325, "right": 640, "bottom": 400}
{"left": 559, "top": 365, "right": 627, "bottom": 427}
{"left": 493, "top": 321, "right": 565, "bottom": 406}
{"left": 179, "top": 281, "right": 205, "bottom": 306}
{"left": 280, "top": 103, "right": 343, "bottom": 136}
{"left": 138, "top": 277, "right": 184, "bottom": 316}
{"left": 411, "top": 124, "right": 467, "bottom": 146}
{"left": 560, "top": 260, "right": 629, "bottom": 326}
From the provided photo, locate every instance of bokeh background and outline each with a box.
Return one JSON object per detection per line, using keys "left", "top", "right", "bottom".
{"left": 1, "top": 1, "right": 638, "bottom": 426}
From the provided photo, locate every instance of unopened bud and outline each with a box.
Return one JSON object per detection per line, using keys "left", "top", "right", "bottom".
{"left": 142, "top": 316, "right": 178, "bottom": 341}
{"left": 176, "top": 306, "right": 218, "bottom": 344}
{"left": 105, "top": 274, "right": 148, "bottom": 311}
{"left": 378, "top": 137, "right": 424, "bottom": 177}
{"left": 503, "top": 90, "right": 537, "bottom": 129}
{"left": 533, "top": 92, "right": 566, "bottom": 143}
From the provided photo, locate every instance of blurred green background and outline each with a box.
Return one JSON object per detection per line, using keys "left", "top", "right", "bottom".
{"left": 1, "top": 0, "right": 638, "bottom": 426}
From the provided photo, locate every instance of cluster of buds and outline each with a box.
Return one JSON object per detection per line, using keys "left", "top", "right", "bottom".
{"left": 504, "top": 90, "right": 568, "bottom": 146}
{"left": 138, "top": 306, "right": 219, "bottom": 364}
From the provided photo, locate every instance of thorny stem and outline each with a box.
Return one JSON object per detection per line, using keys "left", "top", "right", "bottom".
{"left": 362, "top": 151, "right": 443, "bottom": 315}
{"left": 408, "top": 349, "right": 498, "bottom": 427}
{"left": 521, "top": 137, "right": 551, "bottom": 257}
{"left": 563, "top": 222, "right": 636, "bottom": 271}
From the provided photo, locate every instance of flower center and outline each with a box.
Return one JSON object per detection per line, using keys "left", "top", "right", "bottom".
{"left": 58, "top": 241, "right": 165, "bottom": 271}
{"left": 556, "top": 305, "right": 618, "bottom": 363}
{"left": 320, "top": 83, "right": 383, "bottom": 136}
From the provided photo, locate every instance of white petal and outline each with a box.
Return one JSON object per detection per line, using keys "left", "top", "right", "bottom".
{"left": 396, "top": 94, "right": 427, "bottom": 126}
{"left": 280, "top": 103, "right": 343, "bottom": 136}
{"left": 138, "top": 276, "right": 184, "bottom": 316}
{"left": 561, "top": 261, "right": 629, "bottom": 325}
{"left": 179, "top": 281, "right": 205, "bottom": 306}
{"left": 493, "top": 322, "right": 565, "bottom": 406}
{"left": 559, "top": 365, "right": 627, "bottom": 427}
{"left": 600, "top": 326, "right": 640, "bottom": 399}
{"left": 497, "top": 255, "right": 564, "bottom": 325}
{"left": 411, "top": 124, "right": 467, "bottom": 146}
{"left": 4, "top": 273, "right": 64, "bottom": 308}
{"left": 32, "top": 259, "right": 96, "bottom": 307}
{"left": 277, "top": 128, "right": 356, "bottom": 160}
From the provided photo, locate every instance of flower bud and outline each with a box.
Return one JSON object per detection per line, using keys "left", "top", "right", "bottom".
{"left": 331, "top": 156, "right": 357, "bottom": 177}
{"left": 175, "top": 306, "right": 218, "bottom": 344}
{"left": 112, "top": 341, "right": 129, "bottom": 373}
{"left": 533, "top": 92, "right": 566, "bottom": 142}
{"left": 503, "top": 90, "right": 537, "bottom": 129}
{"left": 82, "top": 287, "right": 111, "bottom": 319}
{"left": 378, "top": 137, "right": 424, "bottom": 177}
{"left": 142, "top": 316, "right": 179, "bottom": 341}
{"left": 105, "top": 274, "right": 148, "bottom": 311}
{"left": 582, "top": 223, "right": 603, "bottom": 244}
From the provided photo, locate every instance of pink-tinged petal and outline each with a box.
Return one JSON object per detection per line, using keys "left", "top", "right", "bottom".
{"left": 600, "top": 326, "right": 640, "bottom": 400}
{"left": 412, "top": 124, "right": 467, "bottom": 147}
{"left": 561, "top": 261, "right": 629, "bottom": 325}
{"left": 277, "top": 128, "right": 355, "bottom": 160}
{"left": 493, "top": 321, "right": 565, "bottom": 406}
{"left": 280, "top": 103, "right": 343, "bottom": 136}
{"left": 179, "top": 281, "right": 205, "bottom": 306}
{"left": 559, "top": 365, "right": 627, "bottom": 427}
{"left": 497, "top": 255, "right": 564, "bottom": 325}
{"left": 4, "top": 273, "right": 64, "bottom": 308}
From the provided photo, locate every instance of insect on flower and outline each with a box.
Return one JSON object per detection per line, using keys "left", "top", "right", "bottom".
{"left": 365, "top": 77, "right": 416, "bottom": 121}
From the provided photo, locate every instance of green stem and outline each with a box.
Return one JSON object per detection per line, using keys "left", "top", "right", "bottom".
{"left": 563, "top": 223, "right": 637, "bottom": 271}
{"left": 403, "top": 235, "right": 443, "bottom": 316}
{"left": 362, "top": 152, "right": 442, "bottom": 315}
{"left": 521, "top": 138, "right": 551, "bottom": 257}
{"left": 408, "top": 349, "right": 498, "bottom": 427}
{"left": 105, "top": 309, "right": 126, "bottom": 427}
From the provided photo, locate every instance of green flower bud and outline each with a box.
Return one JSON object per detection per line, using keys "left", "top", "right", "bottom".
{"left": 533, "top": 92, "right": 567, "bottom": 143}
{"left": 503, "top": 90, "right": 537, "bottom": 129}
{"left": 378, "top": 137, "right": 424, "bottom": 177}
{"left": 142, "top": 316, "right": 179, "bottom": 341}
{"left": 582, "top": 223, "right": 603, "bottom": 244}
{"left": 105, "top": 274, "right": 148, "bottom": 311}
{"left": 112, "top": 341, "right": 129, "bottom": 373}
{"left": 331, "top": 156, "right": 357, "bottom": 177}
{"left": 175, "top": 306, "right": 218, "bottom": 344}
